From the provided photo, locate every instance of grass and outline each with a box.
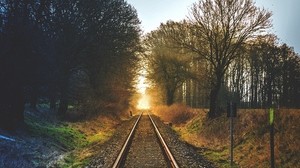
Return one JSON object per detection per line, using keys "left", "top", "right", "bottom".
{"left": 57, "top": 114, "right": 119, "bottom": 167}
{"left": 25, "top": 110, "right": 120, "bottom": 167}
{"left": 25, "top": 115, "right": 88, "bottom": 150}
{"left": 56, "top": 117, "right": 117, "bottom": 167}
{"left": 202, "top": 148, "right": 239, "bottom": 168}
{"left": 87, "top": 131, "right": 113, "bottom": 144}
{"left": 154, "top": 106, "right": 300, "bottom": 167}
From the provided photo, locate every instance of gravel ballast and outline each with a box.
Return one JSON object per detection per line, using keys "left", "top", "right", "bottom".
{"left": 88, "top": 114, "right": 215, "bottom": 168}
{"left": 87, "top": 116, "right": 138, "bottom": 168}
{"left": 152, "top": 115, "right": 215, "bottom": 168}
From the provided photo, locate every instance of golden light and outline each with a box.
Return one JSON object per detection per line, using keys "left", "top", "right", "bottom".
{"left": 136, "top": 69, "right": 151, "bottom": 109}
{"left": 137, "top": 74, "right": 147, "bottom": 94}
{"left": 137, "top": 94, "right": 150, "bottom": 109}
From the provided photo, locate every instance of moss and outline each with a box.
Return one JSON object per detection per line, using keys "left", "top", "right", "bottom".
{"left": 25, "top": 115, "right": 88, "bottom": 150}
{"left": 87, "top": 131, "right": 113, "bottom": 144}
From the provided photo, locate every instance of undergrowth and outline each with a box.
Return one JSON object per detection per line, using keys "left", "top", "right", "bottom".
{"left": 173, "top": 108, "right": 300, "bottom": 168}
{"left": 25, "top": 115, "right": 88, "bottom": 150}
{"left": 55, "top": 115, "right": 118, "bottom": 167}
{"left": 55, "top": 152, "right": 92, "bottom": 168}
{"left": 25, "top": 111, "right": 118, "bottom": 167}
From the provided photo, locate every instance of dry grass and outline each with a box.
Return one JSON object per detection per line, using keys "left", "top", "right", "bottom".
{"left": 70, "top": 114, "right": 120, "bottom": 144}
{"left": 55, "top": 113, "right": 122, "bottom": 167}
{"left": 174, "top": 108, "right": 300, "bottom": 168}
{"left": 151, "top": 104, "right": 197, "bottom": 125}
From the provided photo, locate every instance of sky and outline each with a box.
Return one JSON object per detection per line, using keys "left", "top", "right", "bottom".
{"left": 126, "top": 0, "right": 300, "bottom": 54}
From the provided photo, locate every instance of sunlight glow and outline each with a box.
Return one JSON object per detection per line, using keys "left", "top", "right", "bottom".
{"left": 136, "top": 69, "right": 151, "bottom": 109}
{"left": 137, "top": 75, "right": 147, "bottom": 94}
{"left": 137, "top": 94, "right": 150, "bottom": 109}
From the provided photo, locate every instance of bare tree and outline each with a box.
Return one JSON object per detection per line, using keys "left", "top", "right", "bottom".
{"left": 161, "top": 0, "right": 271, "bottom": 118}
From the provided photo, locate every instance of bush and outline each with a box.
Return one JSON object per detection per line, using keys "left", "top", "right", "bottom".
{"left": 152, "top": 104, "right": 196, "bottom": 125}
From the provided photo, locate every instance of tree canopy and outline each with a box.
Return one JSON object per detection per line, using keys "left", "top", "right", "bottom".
{"left": 153, "top": 0, "right": 272, "bottom": 117}
{"left": 143, "top": 29, "right": 193, "bottom": 105}
{"left": 0, "top": 0, "right": 141, "bottom": 129}
{"left": 143, "top": 0, "right": 300, "bottom": 118}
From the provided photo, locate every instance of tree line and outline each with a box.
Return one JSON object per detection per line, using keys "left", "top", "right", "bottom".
{"left": 0, "top": 0, "right": 141, "bottom": 129}
{"left": 144, "top": 0, "right": 300, "bottom": 118}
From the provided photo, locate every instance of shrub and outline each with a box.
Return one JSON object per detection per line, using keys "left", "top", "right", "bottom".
{"left": 152, "top": 104, "right": 196, "bottom": 125}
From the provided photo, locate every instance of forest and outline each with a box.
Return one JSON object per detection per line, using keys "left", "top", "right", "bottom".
{"left": 0, "top": 0, "right": 299, "bottom": 167}
{"left": 0, "top": 0, "right": 141, "bottom": 129}
{"left": 1, "top": 0, "right": 300, "bottom": 129}
{"left": 144, "top": 1, "right": 300, "bottom": 118}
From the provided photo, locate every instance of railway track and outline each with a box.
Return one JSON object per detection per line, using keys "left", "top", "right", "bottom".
{"left": 112, "top": 112, "right": 179, "bottom": 168}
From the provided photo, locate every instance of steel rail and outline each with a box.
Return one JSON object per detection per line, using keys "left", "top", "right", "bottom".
{"left": 112, "top": 112, "right": 143, "bottom": 168}
{"left": 148, "top": 114, "right": 180, "bottom": 168}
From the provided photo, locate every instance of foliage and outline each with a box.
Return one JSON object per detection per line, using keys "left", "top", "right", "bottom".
{"left": 245, "top": 35, "right": 300, "bottom": 108}
{"left": 0, "top": 0, "right": 141, "bottom": 128}
{"left": 143, "top": 28, "right": 195, "bottom": 105}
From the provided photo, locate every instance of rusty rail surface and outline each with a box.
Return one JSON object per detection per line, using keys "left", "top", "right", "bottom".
{"left": 148, "top": 113, "right": 179, "bottom": 168}
{"left": 112, "top": 112, "right": 143, "bottom": 168}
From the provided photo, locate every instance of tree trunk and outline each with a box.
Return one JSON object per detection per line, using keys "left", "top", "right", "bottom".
{"left": 208, "top": 88, "right": 218, "bottom": 118}
{"left": 267, "top": 74, "right": 273, "bottom": 107}
{"left": 0, "top": 82, "right": 24, "bottom": 130}
{"left": 30, "top": 86, "right": 38, "bottom": 110}
{"left": 49, "top": 84, "right": 57, "bottom": 110}
{"left": 50, "top": 97, "right": 56, "bottom": 110}
{"left": 208, "top": 75, "right": 222, "bottom": 118}
{"left": 58, "top": 93, "right": 68, "bottom": 118}
{"left": 166, "top": 88, "right": 175, "bottom": 106}
{"left": 58, "top": 80, "right": 68, "bottom": 118}
{"left": 14, "top": 85, "right": 25, "bottom": 124}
